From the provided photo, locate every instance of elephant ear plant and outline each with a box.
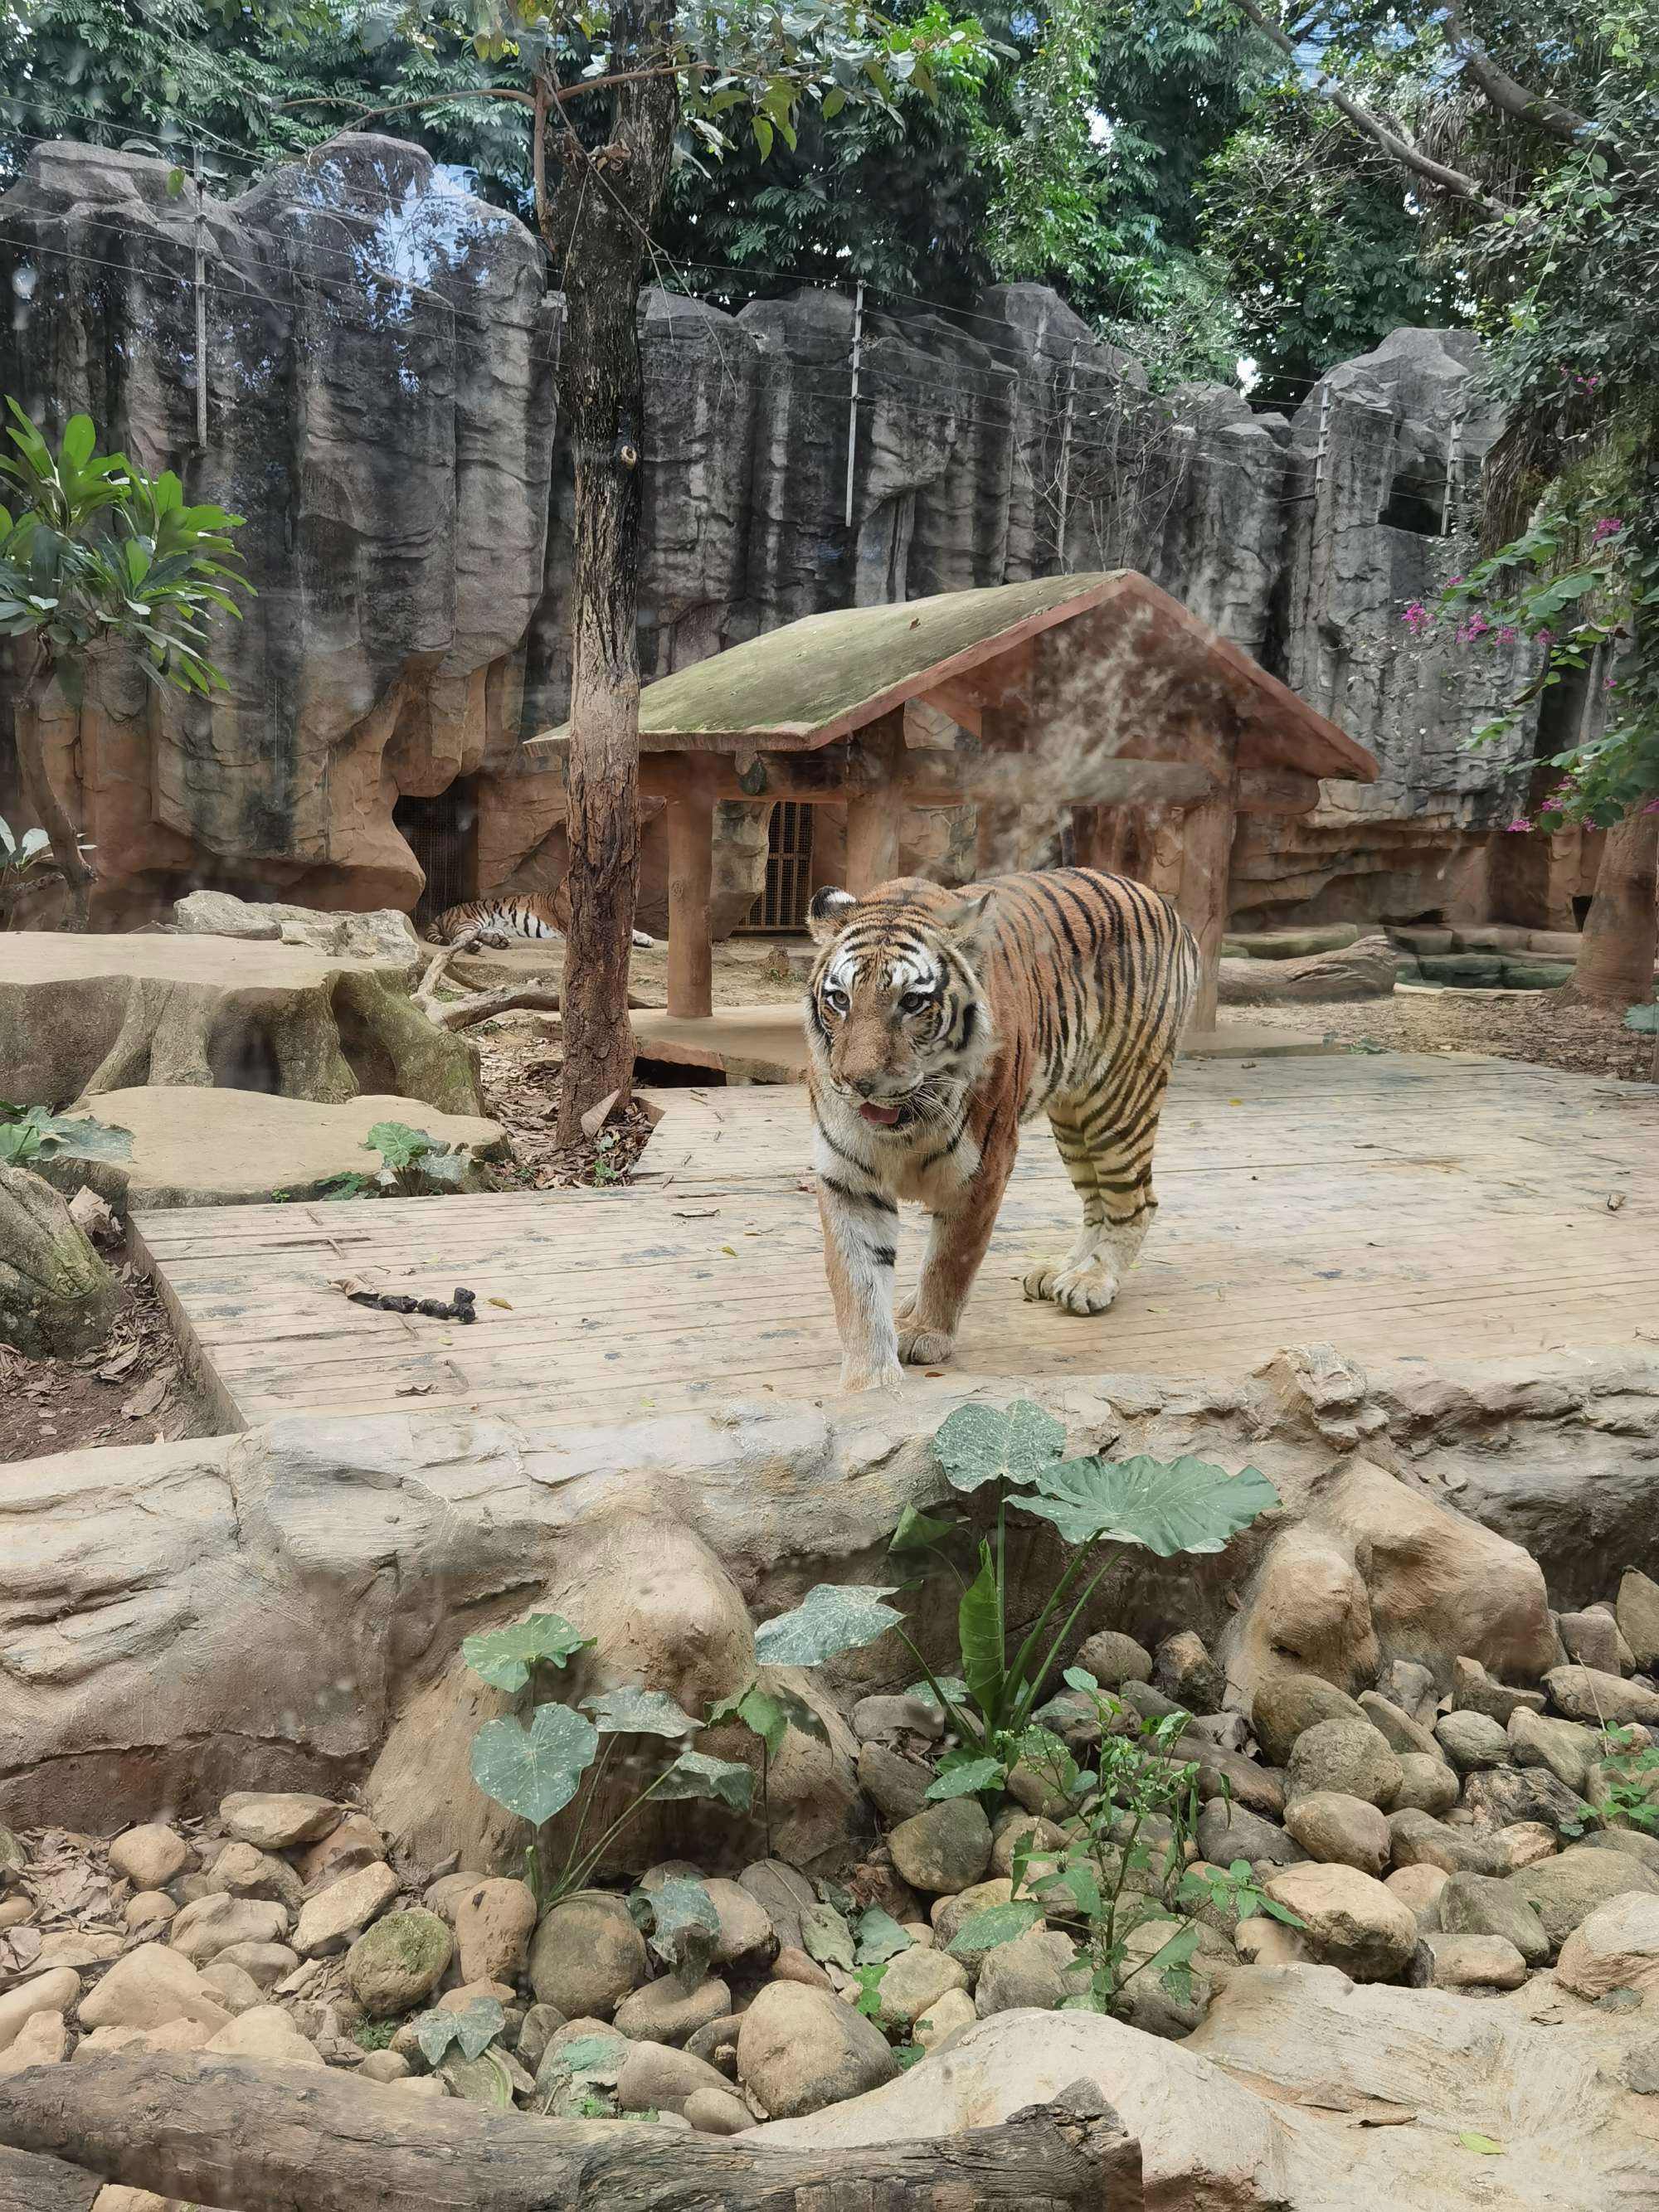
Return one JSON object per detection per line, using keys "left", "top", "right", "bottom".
{"left": 461, "top": 1613, "right": 756, "bottom": 1908}
{"left": 888, "top": 1399, "right": 1281, "bottom": 1782}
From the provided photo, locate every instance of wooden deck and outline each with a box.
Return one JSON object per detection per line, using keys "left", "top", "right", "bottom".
{"left": 133, "top": 1052, "right": 1659, "bottom": 1432}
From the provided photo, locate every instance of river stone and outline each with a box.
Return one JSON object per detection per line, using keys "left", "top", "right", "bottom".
{"left": 685, "top": 2013, "right": 745, "bottom": 2075}
{"left": 203, "top": 1840, "right": 304, "bottom": 1911}
{"left": 294, "top": 1862, "right": 399, "bottom": 1957}
{"left": 1154, "top": 1631, "right": 1223, "bottom": 1715}
{"left": 1387, "top": 1811, "right": 1511, "bottom": 1879}
{"left": 930, "top": 1879, "right": 1012, "bottom": 1957}
{"left": 1584, "top": 1829, "right": 1659, "bottom": 1878}
{"left": 294, "top": 1811, "right": 388, "bottom": 1889}
{"left": 614, "top": 1975, "right": 732, "bottom": 2046}
{"left": 1384, "top": 1864, "right": 1448, "bottom": 1931}
{"left": 1510, "top": 1708, "right": 1599, "bottom": 1791}
{"left": 0, "top": 2008, "right": 68, "bottom": 2076}
{"left": 1196, "top": 1798, "right": 1305, "bottom": 1870}
{"left": 1555, "top": 1894, "right": 1659, "bottom": 2000}
{"left": 1433, "top": 1709, "right": 1513, "bottom": 1775}
{"left": 1282, "top": 1792, "right": 1390, "bottom": 1878}
{"left": 916, "top": 1986, "right": 977, "bottom": 2049}
{"left": 205, "top": 2005, "right": 323, "bottom": 2068}
{"left": 1183, "top": 1741, "right": 1287, "bottom": 1820}
{"left": 79, "top": 1945, "right": 230, "bottom": 2034}
{"left": 528, "top": 1894, "right": 649, "bottom": 2020}
{"left": 1421, "top": 1932, "right": 1528, "bottom": 1991}
{"left": 1075, "top": 1630, "right": 1153, "bottom": 1688}
{"left": 1513, "top": 1845, "right": 1659, "bottom": 1950}
{"left": 703, "top": 1879, "right": 778, "bottom": 1966}
{"left": 1286, "top": 1719, "right": 1402, "bottom": 1810}
{"left": 1617, "top": 1572, "right": 1659, "bottom": 1672}
{"left": 736, "top": 1861, "right": 816, "bottom": 1953}
{"left": 850, "top": 1695, "right": 946, "bottom": 1746}
{"left": 888, "top": 1801, "right": 992, "bottom": 1896}
{"left": 975, "top": 1927, "right": 1081, "bottom": 2017}
{"left": 200, "top": 1959, "right": 265, "bottom": 2016}
{"left": 857, "top": 1743, "right": 932, "bottom": 1824}
{"left": 737, "top": 1981, "right": 898, "bottom": 2119}
{"left": 168, "top": 1894, "right": 289, "bottom": 1965}
{"left": 617, "top": 2039, "right": 736, "bottom": 2115}
{"left": 1357, "top": 1693, "right": 1447, "bottom": 1766}
{"left": 1451, "top": 1656, "right": 1545, "bottom": 1726}
{"left": 1559, "top": 1612, "right": 1627, "bottom": 1675}
{"left": 216, "top": 1942, "right": 299, "bottom": 1990}
{"left": 1262, "top": 1864, "right": 1417, "bottom": 1982}
{"left": 684, "top": 2084, "right": 756, "bottom": 2135}
{"left": 220, "top": 1792, "right": 342, "bottom": 1851}
{"left": 1391, "top": 1755, "right": 1460, "bottom": 1816}
{"left": 1461, "top": 1764, "right": 1586, "bottom": 1835}
{"left": 453, "top": 1879, "right": 538, "bottom": 1986}
{"left": 1546, "top": 1666, "right": 1659, "bottom": 1730}
{"left": 1250, "top": 1678, "right": 1366, "bottom": 1767}
{"left": 874, "top": 1942, "right": 969, "bottom": 2031}
{"left": 0, "top": 1968, "right": 81, "bottom": 2057}
{"left": 990, "top": 1810, "right": 1066, "bottom": 1879}
{"left": 108, "top": 1826, "right": 190, "bottom": 1890}
{"left": 346, "top": 1908, "right": 453, "bottom": 2018}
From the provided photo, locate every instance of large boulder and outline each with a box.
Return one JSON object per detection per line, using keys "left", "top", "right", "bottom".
{"left": 755, "top": 1966, "right": 1657, "bottom": 2207}
{"left": 0, "top": 1162, "right": 118, "bottom": 1356}
{"left": 71, "top": 1086, "right": 504, "bottom": 1208}
{"left": 736, "top": 1981, "right": 898, "bottom": 2118}
{"left": 169, "top": 893, "right": 422, "bottom": 968}
{"left": 0, "top": 932, "right": 482, "bottom": 1114}
{"left": 1219, "top": 935, "right": 1399, "bottom": 1005}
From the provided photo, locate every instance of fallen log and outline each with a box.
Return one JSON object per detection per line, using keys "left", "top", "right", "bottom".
{"left": 0, "top": 2054, "right": 1141, "bottom": 2212}
{"left": 0, "top": 2143, "right": 100, "bottom": 2212}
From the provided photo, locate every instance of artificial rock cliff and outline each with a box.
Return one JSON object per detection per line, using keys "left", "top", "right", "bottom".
{"left": 0, "top": 133, "right": 1588, "bottom": 935}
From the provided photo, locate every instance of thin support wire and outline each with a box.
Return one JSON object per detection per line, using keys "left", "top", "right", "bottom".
{"left": 844, "top": 279, "right": 864, "bottom": 532}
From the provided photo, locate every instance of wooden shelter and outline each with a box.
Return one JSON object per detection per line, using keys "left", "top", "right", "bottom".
{"left": 527, "top": 571, "right": 1378, "bottom": 1035}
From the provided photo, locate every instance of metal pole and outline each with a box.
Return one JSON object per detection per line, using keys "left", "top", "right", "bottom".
{"left": 1443, "top": 411, "right": 1463, "bottom": 535}
{"left": 1055, "top": 343, "right": 1079, "bottom": 570}
{"left": 844, "top": 280, "right": 864, "bottom": 532}
{"left": 192, "top": 147, "right": 208, "bottom": 451}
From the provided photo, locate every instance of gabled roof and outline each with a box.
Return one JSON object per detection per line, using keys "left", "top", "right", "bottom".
{"left": 526, "top": 570, "right": 1378, "bottom": 784}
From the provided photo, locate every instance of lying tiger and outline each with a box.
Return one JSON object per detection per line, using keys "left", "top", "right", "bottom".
{"left": 427, "top": 889, "right": 655, "bottom": 950}
{"left": 805, "top": 868, "right": 1199, "bottom": 1393}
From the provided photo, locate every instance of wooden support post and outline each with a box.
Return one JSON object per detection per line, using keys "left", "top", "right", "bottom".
{"left": 1175, "top": 780, "right": 1238, "bottom": 1034}
{"left": 664, "top": 759, "right": 716, "bottom": 1020}
{"left": 844, "top": 707, "right": 904, "bottom": 894}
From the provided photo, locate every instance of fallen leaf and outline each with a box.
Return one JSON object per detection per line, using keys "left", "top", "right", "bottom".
{"left": 580, "top": 1088, "right": 622, "bottom": 1140}
{"left": 1458, "top": 2133, "right": 1504, "bottom": 2156}
{"left": 397, "top": 1383, "right": 436, "bottom": 1398}
{"left": 96, "top": 1342, "right": 141, "bottom": 1382}
{"left": 720, "top": 1244, "right": 737, "bottom": 1257}
{"left": 488, "top": 1298, "right": 513, "bottom": 1310}
{"left": 674, "top": 1207, "right": 720, "bottom": 1219}
{"left": 121, "top": 1374, "right": 168, "bottom": 1421}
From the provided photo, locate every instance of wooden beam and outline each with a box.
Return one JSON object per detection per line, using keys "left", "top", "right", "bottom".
{"left": 1175, "top": 779, "right": 1238, "bottom": 1033}
{"left": 844, "top": 710, "right": 904, "bottom": 893}
{"left": 917, "top": 677, "right": 984, "bottom": 737}
{"left": 1235, "top": 766, "right": 1324, "bottom": 818}
{"left": 664, "top": 761, "right": 717, "bottom": 1021}
{"left": 0, "top": 2054, "right": 1143, "bottom": 2212}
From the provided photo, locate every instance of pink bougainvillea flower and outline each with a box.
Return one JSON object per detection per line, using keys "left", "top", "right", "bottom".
{"left": 1592, "top": 516, "right": 1624, "bottom": 540}
{"left": 1506, "top": 817, "right": 1534, "bottom": 833}
{"left": 1496, "top": 625, "right": 1518, "bottom": 644}
{"left": 1535, "top": 627, "right": 1554, "bottom": 644}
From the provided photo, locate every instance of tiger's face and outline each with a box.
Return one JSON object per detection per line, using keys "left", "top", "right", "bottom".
{"left": 805, "top": 884, "right": 994, "bottom": 1131}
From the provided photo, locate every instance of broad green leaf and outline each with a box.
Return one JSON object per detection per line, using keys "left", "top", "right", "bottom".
{"left": 854, "top": 1904, "right": 913, "bottom": 1964}
{"left": 469, "top": 1704, "right": 597, "bottom": 1826}
{"left": 726, "top": 1685, "right": 789, "bottom": 1757}
{"left": 1023, "top": 1455, "right": 1280, "bottom": 1556}
{"left": 365, "top": 1119, "right": 435, "bottom": 1169}
{"left": 462, "top": 1613, "right": 591, "bottom": 1693}
{"left": 1051, "top": 1860, "right": 1103, "bottom": 1917}
{"left": 1625, "top": 1004, "right": 1659, "bottom": 1033}
{"left": 645, "top": 1872, "right": 720, "bottom": 1988}
{"left": 889, "top": 1502, "right": 958, "bottom": 1553}
{"left": 0, "top": 1105, "right": 132, "bottom": 1164}
{"left": 925, "top": 1756, "right": 1005, "bottom": 1800}
{"left": 958, "top": 1544, "right": 1003, "bottom": 1717}
{"left": 553, "top": 2032, "right": 625, "bottom": 2080}
{"left": 581, "top": 1686, "right": 699, "bottom": 1739}
{"left": 1146, "top": 1920, "right": 1200, "bottom": 2003}
{"left": 439, "top": 2049, "right": 513, "bottom": 2107}
{"left": 753, "top": 1583, "right": 902, "bottom": 1666}
{"left": 1062, "top": 1666, "right": 1102, "bottom": 1694}
{"left": 752, "top": 114, "right": 774, "bottom": 158}
{"left": 905, "top": 1675, "right": 968, "bottom": 1712}
{"left": 946, "top": 1899, "right": 1044, "bottom": 1957}
{"left": 653, "top": 1750, "right": 755, "bottom": 1811}
{"left": 60, "top": 416, "right": 95, "bottom": 472}
{"left": 414, "top": 2009, "right": 464, "bottom": 2065}
{"left": 1458, "top": 2134, "right": 1504, "bottom": 2156}
{"left": 412, "top": 1995, "right": 504, "bottom": 2064}
{"left": 932, "top": 1399, "right": 1067, "bottom": 1493}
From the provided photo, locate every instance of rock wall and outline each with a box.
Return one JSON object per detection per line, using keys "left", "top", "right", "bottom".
{"left": 0, "top": 135, "right": 1592, "bottom": 933}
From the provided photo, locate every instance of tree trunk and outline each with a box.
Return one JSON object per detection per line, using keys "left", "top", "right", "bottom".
{"left": 16, "top": 653, "right": 94, "bottom": 931}
{"left": 543, "top": 11, "right": 679, "bottom": 1146}
{"left": 0, "top": 2054, "right": 1144, "bottom": 2212}
{"left": 1566, "top": 806, "right": 1659, "bottom": 1005}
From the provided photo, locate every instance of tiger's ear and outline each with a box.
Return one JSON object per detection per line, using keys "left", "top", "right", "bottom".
{"left": 807, "top": 887, "right": 858, "bottom": 945}
{"left": 936, "top": 889, "right": 995, "bottom": 957}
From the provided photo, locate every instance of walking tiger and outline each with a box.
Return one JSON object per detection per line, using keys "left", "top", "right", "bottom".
{"left": 805, "top": 868, "right": 1199, "bottom": 1393}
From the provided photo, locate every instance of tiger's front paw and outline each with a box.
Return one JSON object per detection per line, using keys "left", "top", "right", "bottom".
{"left": 839, "top": 1356, "right": 906, "bottom": 1396}
{"left": 1024, "top": 1258, "right": 1119, "bottom": 1315}
{"left": 898, "top": 1322, "right": 955, "bottom": 1367}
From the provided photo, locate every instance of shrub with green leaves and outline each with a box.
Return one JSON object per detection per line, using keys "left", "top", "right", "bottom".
{"left": 0, "top": 1102, "right": 133, "bottom": 1171}
{"left": 317, "top": 1120, "right": 473, "bottom": 1199}
{"left": 0, "top": 814, "right": 53, "bottom": 930}
{"left": 461, "top": 1612, "right": 755, "bottom": 1908}
{"left": 886, "top": 1399, "right": 1278, "bottom": 1776}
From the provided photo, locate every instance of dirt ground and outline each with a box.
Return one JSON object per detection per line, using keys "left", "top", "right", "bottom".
{"left": 1246, "top": 983, "right": 1659, "bottom": 1083}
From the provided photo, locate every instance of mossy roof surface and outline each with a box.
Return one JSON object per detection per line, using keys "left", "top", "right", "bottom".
{"left": 530, "top": 573, "right": 1119, "bottom": 750}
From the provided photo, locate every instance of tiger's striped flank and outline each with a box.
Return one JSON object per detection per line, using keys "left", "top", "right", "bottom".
{"left": 427, "top": 890, "right": 654, "bottom": 949}
{"left": 804, "top": 868, "right": 1199, "bottom": 1394}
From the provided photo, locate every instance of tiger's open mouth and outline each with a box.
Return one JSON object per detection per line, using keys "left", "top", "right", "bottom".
{"left": 858, "top": 1101, "right": 903, "bottom": 1127}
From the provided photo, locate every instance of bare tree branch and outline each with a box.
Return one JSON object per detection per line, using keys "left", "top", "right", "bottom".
{"left": 1228, "top": 0, "right": 1506, "bottom": 211}
{"left": 1443, "top": 6, "right": 1594, "bottom": 144}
